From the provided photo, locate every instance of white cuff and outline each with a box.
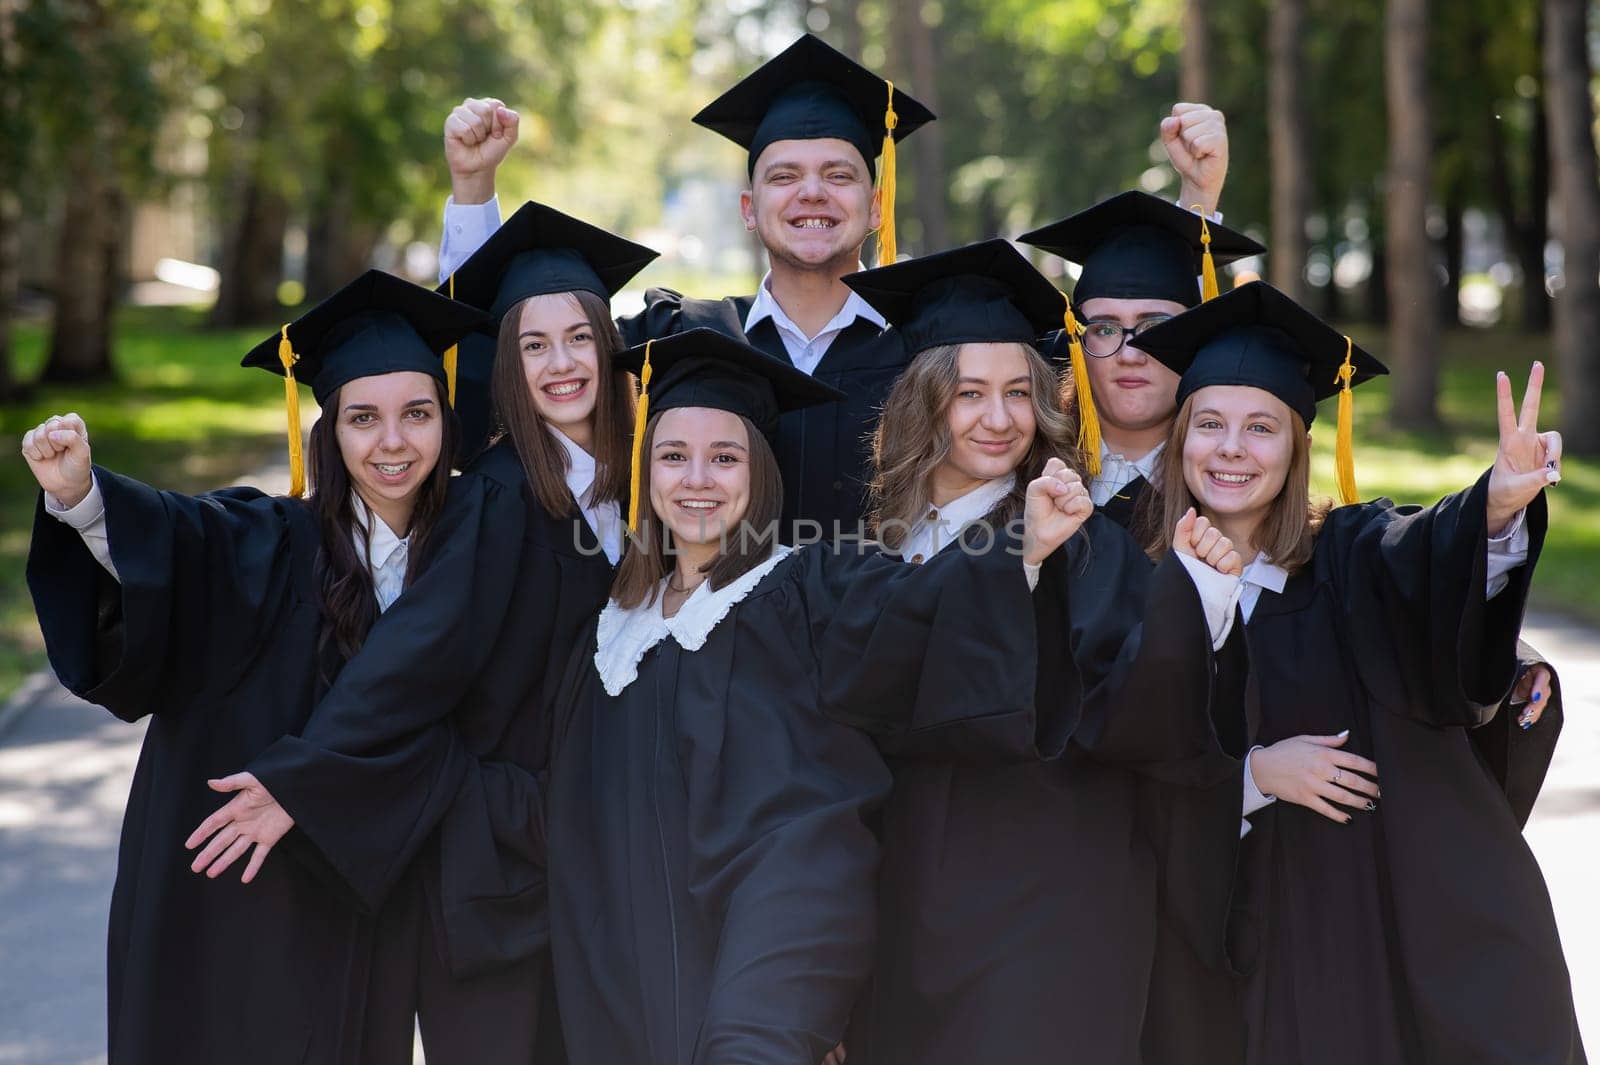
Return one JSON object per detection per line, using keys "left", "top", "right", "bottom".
{"left": 1174, "top": 551, "right": 1243, "bottom": 650}
{"left": 1485, "top": 507, "right": 1530, "bottom": 600}
{"left": 45, "top": 474, "right": 117, "bottom": 580}
{"left": 439, "top": 195, "right": 503, "bottom": 282}
{"left": 1176, "top": 199, "right": 1224, "bottom": 223}
{"left": 1242, "top": 746, "right": 1277, "bottom": 815}
{"left": 45, "top": 475, "right": 105, "bottom": 528}
{"left": 1023, "top": 560, "right": 1042, "bottom": 592}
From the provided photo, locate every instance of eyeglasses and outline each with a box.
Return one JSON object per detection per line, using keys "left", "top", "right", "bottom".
{"left": 1078, "top": 316, "right": 1174, "bottom": 358}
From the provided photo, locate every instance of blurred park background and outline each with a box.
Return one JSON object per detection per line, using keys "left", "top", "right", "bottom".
{"left": 2, "top": 0, "right": 1600, "bottom": 704}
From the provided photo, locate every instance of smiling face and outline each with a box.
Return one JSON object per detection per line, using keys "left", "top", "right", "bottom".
{"left": 1180, "top": 384, "right": 1299, "bottom": 547}
{"left": 332, "top": 370, "right": 445, "bottom": 531}
{"left": 740, "top": 138, "right": 880, "bottom": 274}
{"left": 929, "top": 342, "right": 1037, "bottom": 505}
{"left": 1078, "top": 296, "right": 1187, "bottom": 454}
{"left": 649, "top": 406, "right": 753, "bottom": 550}
{"left": 518, "top": 292, "right": 601, "bottom": 449}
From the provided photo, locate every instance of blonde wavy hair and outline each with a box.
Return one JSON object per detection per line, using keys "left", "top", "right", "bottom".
{"left": 867, "top": 341, "right": 1082, "bottom": 551}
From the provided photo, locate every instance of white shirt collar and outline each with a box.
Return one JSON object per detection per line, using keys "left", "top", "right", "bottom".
{"left": 1099, "top": 439, "right": 1164, "bottom": 479}
{"left": 891, "top": 474, "right": 1016, "bottom": 561}
{"left": 1240, "top": 551, "right": 1290, "bottom": 595}
{"left": 351, "top": 492, "right": 408, "bottom": 570}
{"left": 594, "top": 545, "right": 795, "bottom": 696}
{"left": 743, "top": 268, "right": 889, "bottom": 341}
{"left": 548, "top": 424, "right": 597, "bottom": 506}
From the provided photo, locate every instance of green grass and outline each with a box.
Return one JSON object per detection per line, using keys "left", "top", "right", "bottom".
{"left": 2, "top": 307, "right": 286, "bottom": 703}
{"left": 1307, "top": 326, "right": 1599, "bottom": 626}
{"left": 2, "top": 314, "right": 1596, "bottom": 705}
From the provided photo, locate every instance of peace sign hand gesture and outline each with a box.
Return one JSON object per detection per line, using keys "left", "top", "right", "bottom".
{"left": 1487, "top": 362, "right": 1561, "bottom": 536}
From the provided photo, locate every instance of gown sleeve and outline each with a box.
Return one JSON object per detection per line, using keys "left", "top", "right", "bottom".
{"left": 686, "top": 576, "right": 891, "bottom": 1065}
{"left": 25, "top": 466, "right": 307, "bottom": 723}
{"left": 806, "top": 533, "right": 1080, "bottom": 765}
{"left": 1466, "top": 639, "right": 1564, "bottom": 827}
{"left": 1333, "top": 470, "right": 1549, "bottom": 727}
{"left": 246, "top": 469, "right": 532, "bottom": 910}
{"left": 1058, "top": 517, "right": 1247, "bottom": 785}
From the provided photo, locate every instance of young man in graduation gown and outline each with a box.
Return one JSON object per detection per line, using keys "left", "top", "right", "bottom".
{"left": 440, "top": 35, "right": 934, "bottom": 541}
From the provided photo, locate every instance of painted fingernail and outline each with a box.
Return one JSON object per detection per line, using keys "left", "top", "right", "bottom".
{"left": 1532, "top": 691, "right": 1542, "bottom": 702}
{"left": 1520, "top": 718, "right": 1533, "bottom": 731}
{"left": 1364, "top": 801, "right": 1376, "bottom": 812}
{"left": 1547, "top": 470, "right": 1561, "bottom": 483}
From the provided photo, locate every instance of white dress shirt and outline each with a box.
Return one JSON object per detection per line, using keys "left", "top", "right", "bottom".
{"left": 743, "top": 270, "right": 888, "bottom": 376}
{"left": 1089, "top": 441, "right": 1165, "bottom": 507}
{"left": 439, "top": 195, "right": 504, "bottom": 281}
{"left": 888, "top": 475, "right": 1016, "bottom": 565}
{"left": 47, "top": 475, "right": 417, "bottom": 613}
{"left": 549, "top": 426, "right": 624, "bottom": 565}
{"left": 1171, "top": 511, "right": 1532, "bottom": 837}
{"left": 351, "top": 493, "right": 410, "bottom": 612}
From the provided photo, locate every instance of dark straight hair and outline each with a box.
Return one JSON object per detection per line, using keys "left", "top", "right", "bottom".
{"left": 306, "top": 374, "right": 458, "bottom": 662}
{"left": 489, "top": 289, "right": 635, "bottom": 516}
{"left": 610, "top": 409, "right": 784, "bottom": 610}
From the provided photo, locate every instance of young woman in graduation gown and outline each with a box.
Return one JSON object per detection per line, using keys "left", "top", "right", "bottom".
{"left": 827, "top": 241, "right": 1246, "bottom": 1065}
{"left": 21, "top": 271, "right": 484, "bottom": 1065}
{"left": 544, "top": 326, "right": 1098, "bottom": 1065}
{"left": 1133, "top": 279, "right": 1585, "bottom": 1065}
{"left": 190, "top": 204, "right": 656, "bottom": 1062}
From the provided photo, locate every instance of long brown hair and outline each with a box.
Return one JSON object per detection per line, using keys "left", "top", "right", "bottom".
{"left": 867, "top": 341, "right": 1081, "bottom": 550}
{"left": 1149, "top": 393, "right": 1330, "bottom": 573}
{"left": 489, "top": 289, "right": 635, "bottom": 515}
{"left": 610, "top": 410, "right": 785, "bottom": 610}
{"left": 307, "top": 375, "right": 458, "bottom": 661}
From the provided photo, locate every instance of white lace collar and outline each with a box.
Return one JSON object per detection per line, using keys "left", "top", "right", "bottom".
{"left": 594, "top": 545, "right": 795, "bottom": 696}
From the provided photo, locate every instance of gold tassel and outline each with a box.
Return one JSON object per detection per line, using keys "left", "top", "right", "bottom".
{"left": 1334, "top": 336, "right": 1359, "bottom": 505}
{"left": 278, "top": 325, "right": 306, "bottom": 498}
{"left": 443, "top": 273, "right": 459, "bottom": 407}
{"left": 1062, "top": 296, "right": 1102, "bottom": 477}
{"left": 1192, "top": 206, "right": 1219, "bottom": 302}
{"left": 627, "top": 339, "right": 654, "bottom": 533}
{"left": 876, "top": 81, "right": 899, "bottom": 268}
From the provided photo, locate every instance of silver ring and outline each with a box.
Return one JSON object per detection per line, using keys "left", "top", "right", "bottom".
{"left": 1332, "top": 768, "right": 1343, "bottom": 786}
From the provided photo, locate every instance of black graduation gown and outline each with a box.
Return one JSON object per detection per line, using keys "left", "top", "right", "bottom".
{"left": 247, "top": 440, "right": 614, "bottom": 1061}
{"left": 1228, "top": 475, "right": 1584, "bottom": 1064}
{"left": 848, "top": 514, "right": 1242, "bottom": 1065}
{"left": 619, "top": 288, "right": 909, "bottom": 541}
{"left": 1080, "top": 475, "right": 1253, "bottom": 1065}
{"left": 25, "top": 469, "right": 370, "bottom": 1065}
{"left": 547, "top": 539, "right": 1060, "bottom": 1065}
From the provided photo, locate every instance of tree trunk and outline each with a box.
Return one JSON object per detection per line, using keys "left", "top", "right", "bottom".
{"left": 902, "top": 4, "right": 947, "bottom": 255}
{"left": 1439, "top": 195, "right": 1463, "bottom": 326}
{"left": 1268, "top": 0, "right": 1310, "bottom": 303}
{"left": 43, "top": 147, "right": 122, "bottom": 383}
{"left": 1523, "top": 87, "right": 1551, "bottom": 331}
{"left": 0, "top": 0, "right": 19, "bottom": 399}
{"left": 211, "top": 171, "right": 289, "bottom": 327}
{"left": 1181, "top": 0, "right": 1212, "bottom": 103}
{"left": 1383, "top": 0, "right": 1439, "bottom": 428}
{"left": 1543, "top": 0, "right": 1600, "bottom": 454}
{"left": 0, "top": 186, "right": 18, "bottom": 399}
{"left": 304, "top": 168, "right": 379, "bottom": 303}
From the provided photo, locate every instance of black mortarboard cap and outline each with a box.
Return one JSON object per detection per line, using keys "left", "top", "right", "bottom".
{"left": 616, "top": 327, "right": 843, "bottom": 441}
{"left": 240, "top": 269, "right": 489, "bottom": 496}
{"left": 842, "top": 239, "right": 1065, "bottom": 354}
{"left": 242, "top": 269, "right": 487, "bottom": 405}
{"left": 692, "top": 33, "right": 934, "bottom": 180}
{"left": 442, "top": 200, "right": 660, "bottom": 321}
{"left": 1019, "top": 191, "right": 1265, "bottom": 308}
{"left": 1132, "top": 280, "right": 1387, "bottom": 426}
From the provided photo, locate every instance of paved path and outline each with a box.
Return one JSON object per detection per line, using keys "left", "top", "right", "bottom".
{"left": 0, "top": 534, "right": 1595, "bottom": 1062}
